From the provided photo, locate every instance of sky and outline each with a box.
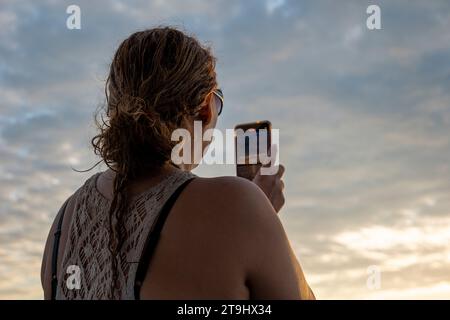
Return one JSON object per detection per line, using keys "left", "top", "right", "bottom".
{"left": 0, "top": 0, "right": 449, "bottom": 299}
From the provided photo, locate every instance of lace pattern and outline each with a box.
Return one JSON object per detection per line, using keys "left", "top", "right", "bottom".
{"left": 55, "top": 169, "right": 195, "bottom": 300}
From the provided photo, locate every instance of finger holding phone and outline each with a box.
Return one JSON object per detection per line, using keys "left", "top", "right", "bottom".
{"left": 235, "top": 121, "right": 286, "bottom": 213}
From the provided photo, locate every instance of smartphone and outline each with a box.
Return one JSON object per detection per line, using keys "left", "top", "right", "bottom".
{"left": 234, "top": 120, "right": 272, "bottom": 180}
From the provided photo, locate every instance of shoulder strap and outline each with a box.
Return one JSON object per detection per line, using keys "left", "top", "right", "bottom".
{"left": 134, "top": 177, "right": 195, "bottom": 299}
{"left": 51, "top": 197, "right": 71, "bottom": 300}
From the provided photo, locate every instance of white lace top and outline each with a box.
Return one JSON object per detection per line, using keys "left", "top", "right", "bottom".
{"left": 55, "top": 169, "right": 195, "bottom": 299}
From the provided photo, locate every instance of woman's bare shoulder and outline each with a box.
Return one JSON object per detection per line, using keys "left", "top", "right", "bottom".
{"left": 186, "top": 175, "right": 276, "bottom": 219}
{"left": 176, "top": 176, "right": 306, "bottom": 299}
{"left": 173, "top": 175, "right": 282, "bottom": 253}
{"left": 188, "top": 175, "right": 268, "bottom": 203}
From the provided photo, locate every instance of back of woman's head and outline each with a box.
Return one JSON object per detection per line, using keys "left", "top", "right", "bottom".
{"left": 93, "top": 27, "right": 217, "bottom": 176}
{"left": 90, "top": 27, "right": 216, "bottom": 298}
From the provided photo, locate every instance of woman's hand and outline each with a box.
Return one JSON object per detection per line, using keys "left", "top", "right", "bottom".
{"left": 252, "top": 164, "right": 285, "bottom": 213}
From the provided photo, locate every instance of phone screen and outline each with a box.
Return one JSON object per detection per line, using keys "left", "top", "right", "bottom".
{"left": 235, "top": 121, "right": 271, "bottom": 180}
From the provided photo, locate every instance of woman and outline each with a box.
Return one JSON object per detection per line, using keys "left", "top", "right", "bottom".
{"left": 40, "top": 27, "right": 315, "bottom": 300}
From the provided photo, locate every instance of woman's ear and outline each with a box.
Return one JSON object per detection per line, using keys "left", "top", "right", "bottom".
{"left": 196, "top": 94, "right": 213, "bottom": 125}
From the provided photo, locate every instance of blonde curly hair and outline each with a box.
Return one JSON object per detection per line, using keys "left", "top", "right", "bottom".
{"left": 91, "top": 27, "right": 217, "bottom": 298}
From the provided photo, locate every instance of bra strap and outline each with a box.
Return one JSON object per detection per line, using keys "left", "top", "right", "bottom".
{"left": 51, "top": 197, "right": 71, "bottom": 300}
{"left": 134, "top": 177, "right": 195, "bottom": 299}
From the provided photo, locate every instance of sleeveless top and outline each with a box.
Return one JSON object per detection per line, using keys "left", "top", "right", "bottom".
{"left": 54, "top": 169, "right": 196, "bottom": 300}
